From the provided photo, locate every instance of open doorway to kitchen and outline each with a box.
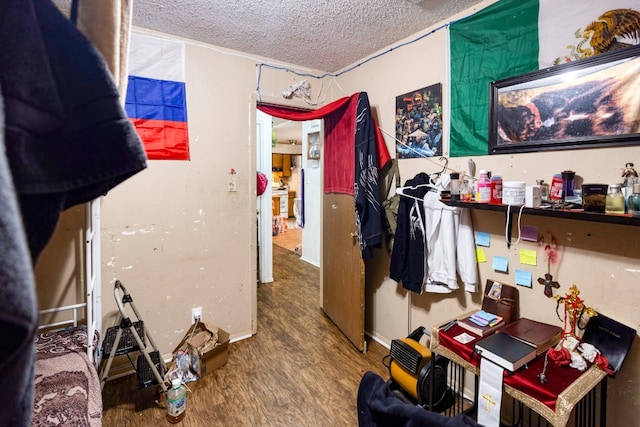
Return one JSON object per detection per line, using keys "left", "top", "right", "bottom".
{"left": 271, "top": 117, "right": 303, "bottom": 255}
{"left": 256, "top": 109, "right": 321, "bottom": 285}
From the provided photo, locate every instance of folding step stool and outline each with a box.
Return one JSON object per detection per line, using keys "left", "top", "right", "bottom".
{"left": 99, "top": 280, "right": 168, "bottom": 394}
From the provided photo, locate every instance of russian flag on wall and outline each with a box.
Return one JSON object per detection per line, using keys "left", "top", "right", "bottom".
{"left": 125, "top": 33, "right": 190, "bottom": 160}
{"left": 449, "top": 0, "right": 640, "bottom": 156}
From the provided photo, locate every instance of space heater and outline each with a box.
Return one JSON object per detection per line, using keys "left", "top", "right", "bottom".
{"left": 388, "top": 327, "right": 450, "bottom": 411}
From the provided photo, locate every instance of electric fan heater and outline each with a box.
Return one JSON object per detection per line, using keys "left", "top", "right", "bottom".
{"left": 388, "top": 327, "right": 450, "bottom": 411}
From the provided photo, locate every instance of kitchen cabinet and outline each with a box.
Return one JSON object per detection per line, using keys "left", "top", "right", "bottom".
{"left": 272, "top": 154, "right": 291, "bottom": 177}
{"left": 273, "top": 191, "right": 289, "bottom": 217}
{"left": 288, "top": 191, "right": 296, "bottom": 217}
{"left": 272, "top": 154, "right": 283, "bottom": 170}
{"left": 282, "top": 155, "right": 291, "bottom": 177}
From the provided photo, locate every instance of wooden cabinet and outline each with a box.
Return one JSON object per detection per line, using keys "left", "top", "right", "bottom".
{"left": 282, "top": 155, "right": 291, "bottom": 177}
{"left": 272, "top": 154, "right": 291, "bottom": 177}
{"left": 272, "top": 196, "right": 280, "bottom": 216}
{"left": 272, "top": 154, "right": 283, "bottom": 170}
{"left": 288, "top": 191, "right": 296, "bottom": 217}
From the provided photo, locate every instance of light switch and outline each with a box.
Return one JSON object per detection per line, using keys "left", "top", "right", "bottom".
{"left": 228, "top": 168, "right": 237, "bottom": 192}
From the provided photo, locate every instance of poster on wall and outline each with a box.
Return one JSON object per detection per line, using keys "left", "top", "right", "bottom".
{"left": 395, "top": 84, "right": 443, "bottom": 159}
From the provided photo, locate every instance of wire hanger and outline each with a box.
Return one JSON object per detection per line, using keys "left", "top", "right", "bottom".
{"left": 396, "top": 182, "right": 438, "bottom": 202}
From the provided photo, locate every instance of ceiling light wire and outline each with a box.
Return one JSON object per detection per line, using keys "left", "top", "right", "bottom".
{"left": 256, "top": 17, "right": 462, "bottom": 102}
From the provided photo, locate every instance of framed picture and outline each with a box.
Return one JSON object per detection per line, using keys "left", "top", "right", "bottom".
{"left": 395, "top": 83, "right": 443, "bottom": 159}
{"left": 489, "top": 45, "right": 640, "bottom": 155}
{"left": 308, "top": 131, "right": 320, "bottom": 159}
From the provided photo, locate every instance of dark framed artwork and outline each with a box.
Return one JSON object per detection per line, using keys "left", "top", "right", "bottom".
{"left": 395, "top": 83, "right": 443, "bottom": 159}
{"left": 489, "top": 45, "right": 640, "bottom": 155}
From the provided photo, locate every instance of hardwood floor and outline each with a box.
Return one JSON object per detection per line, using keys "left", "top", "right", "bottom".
{"left": 272, "top": 219, "right": 302, "bottom": 254}
{"left": 102, "top": 245, "right": 390, "bottom": 426}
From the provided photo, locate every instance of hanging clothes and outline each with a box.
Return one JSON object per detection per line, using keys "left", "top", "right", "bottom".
{"left": 389, "top": 173, "right": 433, "bottom": 293}
{"left": 423, "top": 191, "right": 478, "bottom": 293}
{"left": 0, "top": 0, "right": 147, "bottom": 425}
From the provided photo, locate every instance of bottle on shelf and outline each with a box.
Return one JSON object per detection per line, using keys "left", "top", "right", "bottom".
{"left": 561, "top": 170, "right": 576, "bottom": 200}
{"left": 450, "top": 172, "right": 460, "bottom": 201}
{"left": 476, "top": 170, "right": 491, "bottom": 203}
{"left": 490, "top": 174, "right": 502, "bottom": 205}
{"left": 628, "top": 183, "right": 640, "bottom": 217}
{"left": 536, "top": 179, "right": 550, "bottom": 202}
{"left": 550, "top": 173, "right": 563, "bottom": 201}
{"left": 605, "top": 184, "right": 625, "bottom": 214}
{"left": 167, "top": 378, "right": 187, "bottom": 424}
{"left": 459, "top": 179, "right": 472, "bottom": 201}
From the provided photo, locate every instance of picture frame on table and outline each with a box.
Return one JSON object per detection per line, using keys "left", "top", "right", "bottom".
{"left": 488, "top": 45, "right": 640, "bottom": 155}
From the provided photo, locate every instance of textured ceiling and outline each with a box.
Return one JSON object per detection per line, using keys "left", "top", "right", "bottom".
{"left": 55, "top": 0, "right": 484, "bottom": 72}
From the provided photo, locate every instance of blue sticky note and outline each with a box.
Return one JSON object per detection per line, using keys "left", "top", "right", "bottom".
{"left": 475, "top": 231, "right": 491, "bottom": 247}
{"left": 492, "top": 256, "right": 509, "bottom": 272}
{"left": 515, "top": 269, "right": 533, "bottom": 287}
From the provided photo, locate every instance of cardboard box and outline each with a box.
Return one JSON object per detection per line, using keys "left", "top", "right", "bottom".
{"left": 174, "top": 322, "right": 229, "bottom": 378}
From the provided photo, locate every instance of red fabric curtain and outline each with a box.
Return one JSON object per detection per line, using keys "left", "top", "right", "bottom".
{"left": 258, "top": 93, "right": 390, "bottom": 195}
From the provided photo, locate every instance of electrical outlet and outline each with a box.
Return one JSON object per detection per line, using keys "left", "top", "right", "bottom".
{"left": 191, "top": 307, "right": 202, "bottom": 324}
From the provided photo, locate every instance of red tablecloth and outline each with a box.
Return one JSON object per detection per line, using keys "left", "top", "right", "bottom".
{"left": 438, "top": 325, "right": 585, "bottom": 411}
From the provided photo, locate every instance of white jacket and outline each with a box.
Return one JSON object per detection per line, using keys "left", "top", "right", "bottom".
{"left": 422, "top": 191, "right": 478, "bottom": 293}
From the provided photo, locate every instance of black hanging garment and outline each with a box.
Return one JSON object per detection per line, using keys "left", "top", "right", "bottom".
{"left": 0, "top": 1, "right": 147, "bottom": 425}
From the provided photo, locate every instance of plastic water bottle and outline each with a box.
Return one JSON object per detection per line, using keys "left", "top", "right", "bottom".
{"left": 167, "top": 378, "right": 187, "bottom": 423}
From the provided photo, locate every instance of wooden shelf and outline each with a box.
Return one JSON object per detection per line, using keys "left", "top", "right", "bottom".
{"left": 443, "top": 200, "right": 640, "bottom": 226}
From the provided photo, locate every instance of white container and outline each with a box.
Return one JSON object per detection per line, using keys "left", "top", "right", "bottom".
{"left": 525, "top": 185, "right": 541, "bottom": 208}
{"left": 503, "top": 181, "right": 526, "bottom": 206}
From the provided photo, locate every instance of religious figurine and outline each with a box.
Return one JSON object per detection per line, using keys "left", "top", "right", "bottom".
{"left": 622, "top": 162, "right": 638, "bottom": 187}
{"left": 554, "top": 284, "right": 596, "bottom": 340}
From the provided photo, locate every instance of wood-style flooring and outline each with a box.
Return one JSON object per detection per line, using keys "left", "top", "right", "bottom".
{"left": 102, "top": 244, "right": 390, "bottom": 426}
{"left": 272, "top": 220, "right": 302, "bottom": 254}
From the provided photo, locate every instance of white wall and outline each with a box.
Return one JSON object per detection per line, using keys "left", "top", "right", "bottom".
{"left": 300, "top": 120, "right": 322, "bottom": 267}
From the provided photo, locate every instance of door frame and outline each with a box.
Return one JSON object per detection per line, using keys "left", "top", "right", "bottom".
{"left": 256, "top": 109, "right": 274, "bottom": 284}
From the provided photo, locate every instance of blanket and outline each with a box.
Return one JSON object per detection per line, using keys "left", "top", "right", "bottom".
{"left": 32, "top": 328, "right": 102, "bottom": 427}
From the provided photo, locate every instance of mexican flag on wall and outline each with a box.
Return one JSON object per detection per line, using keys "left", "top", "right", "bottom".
{"left": 449, "top": 0, "right": 640, "bottom": 157}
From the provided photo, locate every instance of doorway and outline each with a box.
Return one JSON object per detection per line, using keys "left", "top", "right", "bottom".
{"left": 271, "top": 117, "right": 303, "bottom": 255}
{"left": 256, "top": 110, "right": 322, "bottom": 285}
{"left": 256, "top": 104, "right": 367, "bottom": 351}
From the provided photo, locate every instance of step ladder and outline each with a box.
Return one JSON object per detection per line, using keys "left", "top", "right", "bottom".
{"left": 99, "top": 280, "right": 168, "bottom": 394}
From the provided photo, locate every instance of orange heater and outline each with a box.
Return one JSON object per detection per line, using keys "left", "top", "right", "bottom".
{"left": 387, "top": 327, "right": 451, "bottom": 411}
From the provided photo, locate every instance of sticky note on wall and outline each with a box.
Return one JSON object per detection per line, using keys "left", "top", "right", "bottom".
{"left": 492, "top": 256, "right": 508, "bottom": 272}
{"left": 476, "top": 248, "right": 487, "bottom": 263}
{"left": 519, "top": 249, "right": 537, "bottom": 266}
{"left": 515, "top": 270, "right": 532, "bottom": 287}
{"left": 475, "top": 231, "right": 491, "bottom": 247}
